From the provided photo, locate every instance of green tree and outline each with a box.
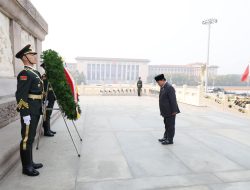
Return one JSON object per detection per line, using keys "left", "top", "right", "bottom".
{"left": 71, "top": 71, "right": 86, "bottom": 85}
{"left": 210, "top": 74, "right": 244, "bottom": 86}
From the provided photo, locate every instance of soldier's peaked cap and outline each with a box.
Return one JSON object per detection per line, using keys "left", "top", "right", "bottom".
{"left": 15, "top": 44, "right": 37, "bottom": 59}
{"left": 154, "top": 74, "right": 166, "bottom": 81}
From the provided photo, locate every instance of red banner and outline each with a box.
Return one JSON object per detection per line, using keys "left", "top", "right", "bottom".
{"left": 64, "top": 68, "right": 78, "bottom": 102}
{"left": 241, "top": 65, "right": 249, "bottom": 82}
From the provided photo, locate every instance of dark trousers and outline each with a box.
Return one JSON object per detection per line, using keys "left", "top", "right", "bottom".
{"left": 137, "top": 88, "right": 142, "bottom": 96}
{"left": 43, "top": 98, "right": 55, "bottom": 132}
{"left": 46, "top": 98, "right": 55, "bottom": 119}
{"left": 163, "top": 115, "right": 176, "bottom": 142}
{"left": 20, "top": 114, "right": 40, "bottom": 168}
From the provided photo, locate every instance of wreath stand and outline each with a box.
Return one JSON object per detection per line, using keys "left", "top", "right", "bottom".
{"left": 36, "top": 82, "right": 82, "bottom": 157}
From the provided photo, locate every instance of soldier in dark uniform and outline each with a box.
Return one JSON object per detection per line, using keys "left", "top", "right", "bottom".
{"left": 40, "top": 63, "right": 56, "bottom": 137}
{"left": 137, "top": 77, "right": 143, "bottom": 96}
{"left": 15, "top": 44, "right": 43, "bottom": 176}
{"left": 155, "top": 74, "right": 180, "bottom": 145}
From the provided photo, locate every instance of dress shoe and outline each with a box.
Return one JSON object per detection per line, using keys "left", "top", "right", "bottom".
{"left": 44, "top": 131, "right": 54, "bottom": 137}
{"left": 23, "top": 167, "right": 39, "bottom": 176}
{"left": 50, "top": 130, "right": 56, "bottom": 134}
{"left": 161, "top": 140, "right": 174, "bottom": 145}
{"left": 32, "top": 162, "right": 43, "bottom": 169}
{"left": 158, "top": 138, "right": 167, "bottom": 142}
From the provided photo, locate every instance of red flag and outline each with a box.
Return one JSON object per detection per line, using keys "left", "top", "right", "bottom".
{"left": 64, "top": 67, "right": 78, "bottom": 102}
{"left": 241, "top": 65, "right": 249, "bottom": 82}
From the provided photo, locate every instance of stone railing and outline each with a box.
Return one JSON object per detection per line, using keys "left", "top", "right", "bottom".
{"left": 78, "top": 84, "right": 150, "bottom": 96}
{"left": 146, "top": 85, "right": 205, "bottom": 106}
{"left": 175, "top": 85, "right": 205, "bottom": 106}
{"left": 204, "top": 93, "right": 250, "bottom": 116}
{"left": 78, "top": 84, "right": 250, "bottom": 115}
{"left": 78, "top": 84, "right": 205, "bottom": 106}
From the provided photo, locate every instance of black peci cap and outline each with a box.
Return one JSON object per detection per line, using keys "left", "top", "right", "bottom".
{"left": 154, "top": 74, "right": 166, "bottom": 81}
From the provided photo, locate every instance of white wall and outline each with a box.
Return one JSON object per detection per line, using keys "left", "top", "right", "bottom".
{"left": 0, "top": 12, "right": 14, "bottom": 77}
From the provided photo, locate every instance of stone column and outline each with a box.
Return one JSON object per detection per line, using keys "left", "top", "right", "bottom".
{"left": 129, "top": 64, "right": 131, "bottom": 81}
{"left": 121, "top": 64, "right": 124, "bottom": 81}
{"left": 35, "top": 39, "right": 42, "bottom": 72}
{"left": 104, "top": 63, "right": 106, "bottom": 81}
{"left": 133, "top": 65, "right": 136, "bottom": 81}
{"left": 90, "top": 64, "right": 93, "bottom": 81}
{"left": 125, "top": 65, "right": 128, "bottom": 82}
{"left": 95, "top": 64, "right": 97, "bottom": 81}
{"left": 115, "top": 64, "right": 118, "bottom": 81}
{"left": 99, "top": 63, "right": 102, "bottom": 81}
{"left": 109, "top": 64, "right": 111, "bottom": 80}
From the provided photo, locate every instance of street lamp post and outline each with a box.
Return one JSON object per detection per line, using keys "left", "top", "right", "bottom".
{"left": 202, "top": 18, "right": 217, "bottom": 93}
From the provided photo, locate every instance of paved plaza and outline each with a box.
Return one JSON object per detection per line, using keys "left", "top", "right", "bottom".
{"left": 1, "top": 96, "right": 250, "bottom": 190}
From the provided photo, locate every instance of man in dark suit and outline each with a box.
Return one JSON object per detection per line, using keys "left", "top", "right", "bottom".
{"left": 155, "top": 74, "right": 180, "bottom": 145}
{"left": 15, "top": 44, "right": 43, "bottom": 176}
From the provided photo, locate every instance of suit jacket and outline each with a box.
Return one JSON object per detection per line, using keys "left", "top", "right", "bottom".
{"left": 159, "top": 82, "right": 180, "bottom": 118}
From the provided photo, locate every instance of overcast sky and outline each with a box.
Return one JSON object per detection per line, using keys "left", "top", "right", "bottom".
{"left": 30, "top": 0, "right": 250, "bottom": 74}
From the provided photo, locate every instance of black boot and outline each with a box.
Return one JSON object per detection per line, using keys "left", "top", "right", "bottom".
{"left": 43, "top": 120, "right": 54, "bottom": 137}
{"left": 30, "top": 148, "right": 43, "bottom": 169}
{"left": 161, "top": 139, "right": 174, "bottom": 145}
{"left": 158, "top": 134, "right": 168, "bottom": 142}
{"left": 47, "top": 119, "right": 56, "bottom": 134}
{"left": 44, "top": 130, "right": 54, "bottom": 137}
{"left": 158, "top": 138, "right": 167, "bottom": 142}
{"left": 20, "top": 146, "right": 39, "bottom": 176}
{"left": 22, "top": 167, "right": 39, "bottom": 176}
{"left": 50, "top": 129, "right": 56, "bottom": 134}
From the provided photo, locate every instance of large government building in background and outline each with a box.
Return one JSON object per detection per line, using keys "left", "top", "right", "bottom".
{"left": 149, "top": 63, "right": 218, "bottom": 77}
{"left": 67, "top": 59, "right": 218, "bottom": 84}
{"left": 69, "top": 57, "right": 149, "bottom": 84}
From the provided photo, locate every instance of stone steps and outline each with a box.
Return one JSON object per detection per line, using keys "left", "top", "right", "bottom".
{"left": 0, "top": 110, "right": 60, "bottom": 181}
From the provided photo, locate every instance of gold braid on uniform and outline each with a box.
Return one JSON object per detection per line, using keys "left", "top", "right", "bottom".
{"left": 17, "top": 99, "right": 29, "bottom": 110}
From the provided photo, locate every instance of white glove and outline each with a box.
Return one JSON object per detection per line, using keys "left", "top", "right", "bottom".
{"left": 23, "top": 115, "right": 31, "bottom": 125}
{"left": 44, "top": 100, "right": 49, "bottom": 107}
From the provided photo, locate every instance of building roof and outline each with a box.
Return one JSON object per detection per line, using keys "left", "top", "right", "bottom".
{"left": 75, "top": 57, "right": 150, "bottom": 63}
{"left": 149, "top": 63, "right": 219, "bottom": 68}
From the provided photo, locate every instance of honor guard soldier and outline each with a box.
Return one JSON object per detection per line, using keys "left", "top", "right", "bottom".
{"left": 15, "top": 44, "right": 43, "bottom": 176}
{"left": 137, "top": 77, "right": 143, "bottom": 96}
{"left": 40, "top": 63, "right": 56, "bottom": 137}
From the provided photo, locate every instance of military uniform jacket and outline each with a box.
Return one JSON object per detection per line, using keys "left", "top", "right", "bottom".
{"left": 15, "top": 66, "right": 43, "bottom": 116}
{"left": 42, "top": 74, "right": 56, "bottom": 102}
{"left": 159, "top": 82, "right": 180, "bottom": 118}
{"left": 137, "top": 80, "right": 143, "bottom": 88}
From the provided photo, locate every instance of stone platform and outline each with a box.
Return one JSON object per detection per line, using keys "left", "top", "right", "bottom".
{"left": 1, "top": 96, "right": 250, "bottom": 190}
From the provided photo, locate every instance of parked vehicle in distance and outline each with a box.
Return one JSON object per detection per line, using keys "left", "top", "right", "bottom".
{"left": 207, "top": 87, "right": 224, "bottom": 93}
